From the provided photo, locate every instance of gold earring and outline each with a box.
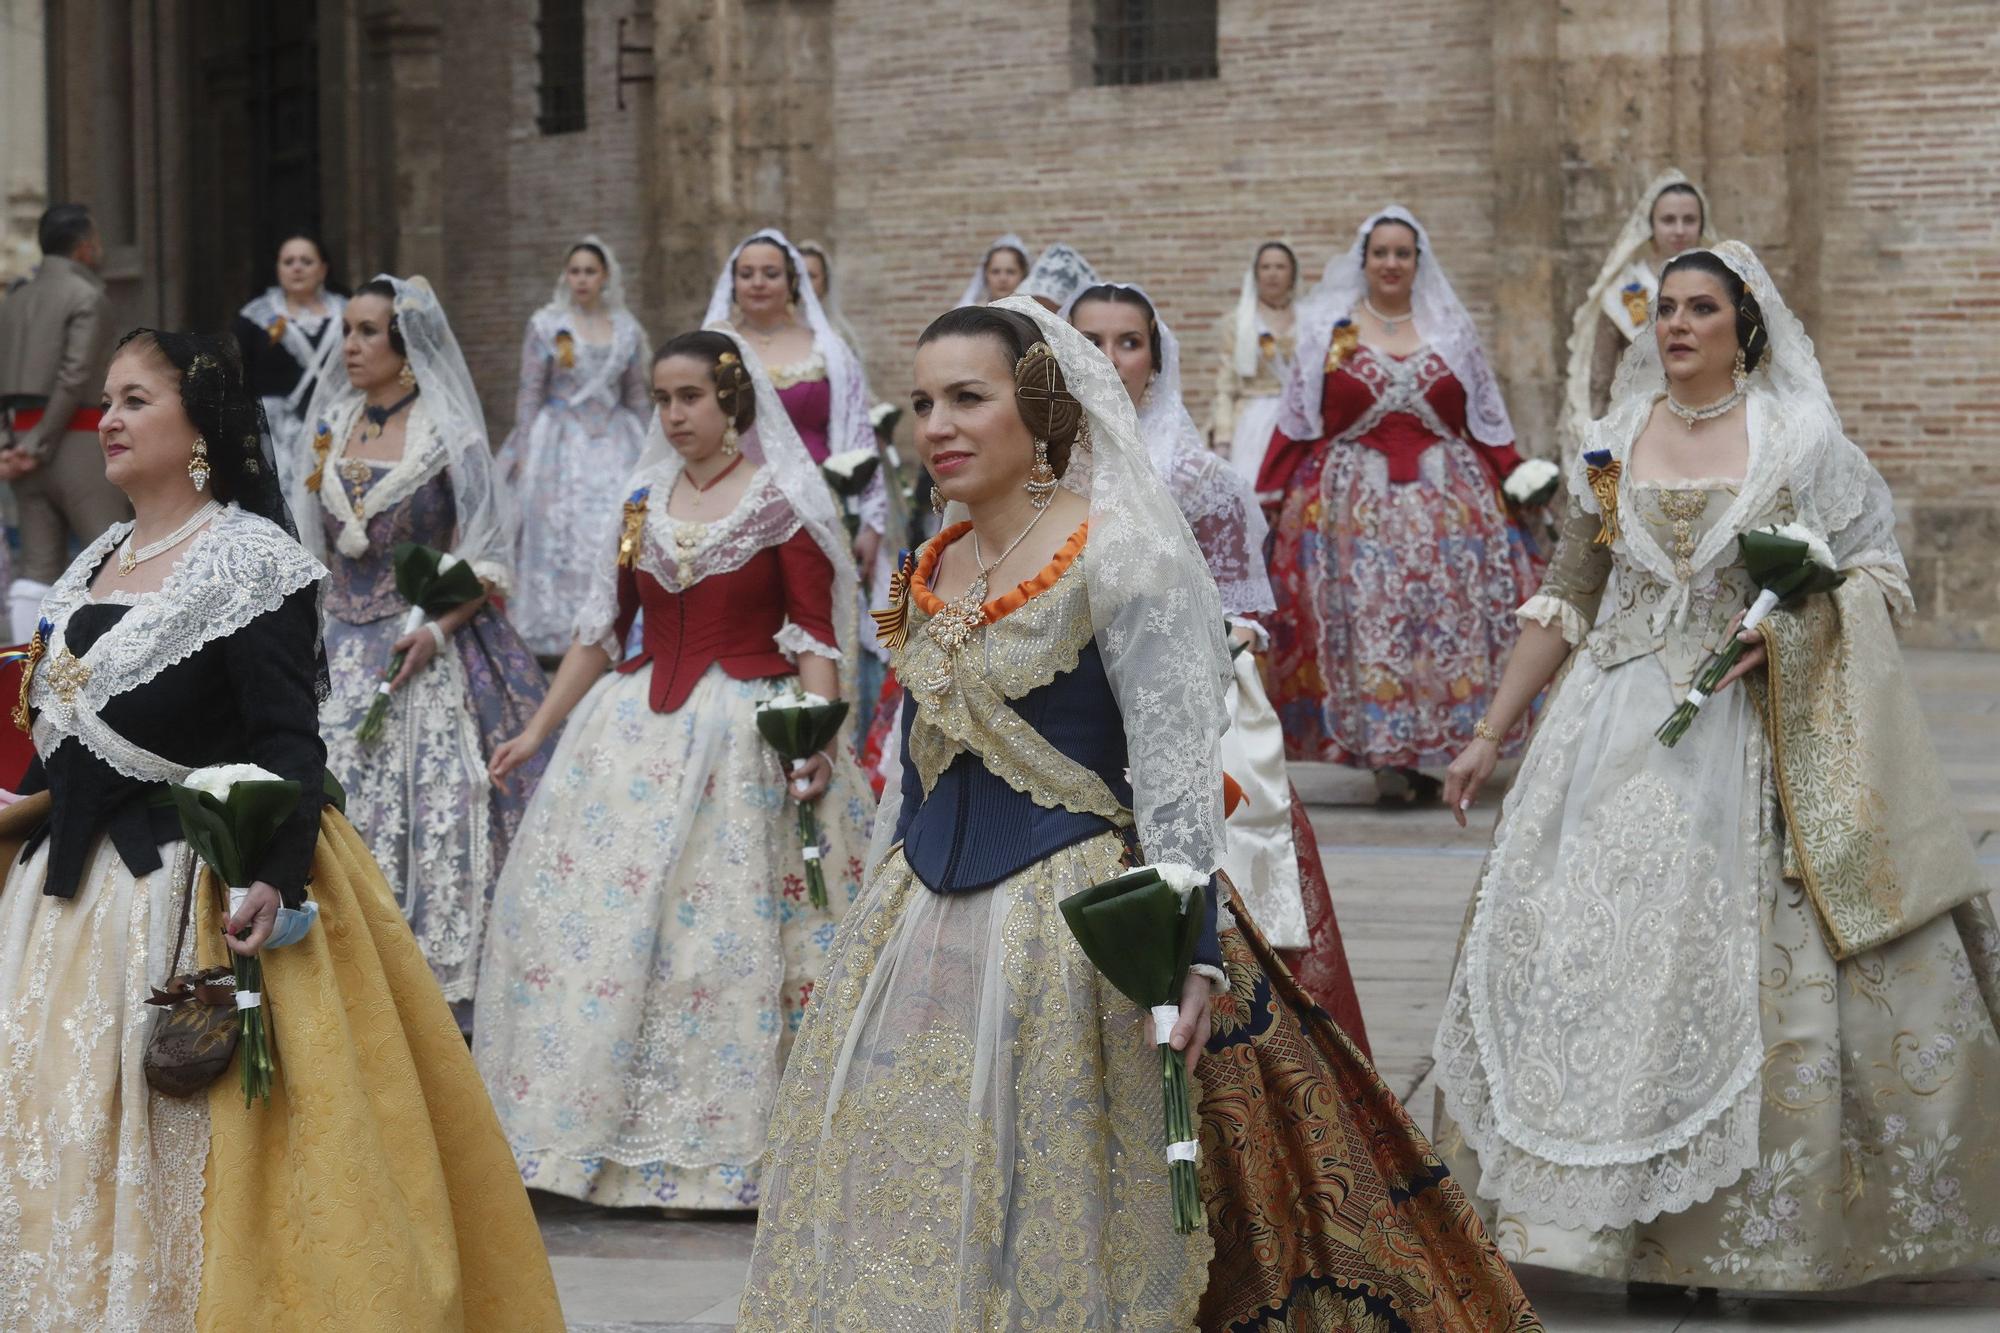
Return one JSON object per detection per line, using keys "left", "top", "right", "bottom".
{"left": 930, "top": 486, "right": 946, "bottom": 517}
{"left": 1732, "top": 347, "right": 1747, "bottom": 388}
{"left": 188, "top": 434, "right": 211, "bottom": 492}
{"left": 397, "top": 361, "right": 417, "bottom": 390}
{"left": 1024, "top": 438, "right": 1057, "bottom": 511}
{"left": 721, "top": 424, "right": 740, "bottom": 457}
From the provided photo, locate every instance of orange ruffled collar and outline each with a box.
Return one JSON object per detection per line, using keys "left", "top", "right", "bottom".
{"left": 911, "top": 520, "right": 1088, "bottom": 624}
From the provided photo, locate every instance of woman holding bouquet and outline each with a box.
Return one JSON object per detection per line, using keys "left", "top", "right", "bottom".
{"left": 473, "top": 328, "right": 871, "bottom": 1210}
{"left": 1260, "top": 206, "right": 1543, "bottom": 804}
{"left": 1069, "top": 280, "right": 1371, "bottom": 1051}
{"left": 499, "top": 236, "right": 652, "bottom": 659}
{"left": 0, "top": 330, "right": 562, "bottom": 1329}
{"left": 739, "top": 298, "right": 1538, "bottom": 1331}
{"left": 1434, "top": 242, "right": 2000, "bottom": 1290}
{"left": 300, "top": 275, "right": 553, "bottom": 1016}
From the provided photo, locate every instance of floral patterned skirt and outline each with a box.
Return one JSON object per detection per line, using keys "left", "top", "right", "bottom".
{"left": 1263, "top": 438, "right": 1539, "bottom": 769}
{"left": 507, "top": 401, "right": 649, "bottom": 658}
{"left": 473, "top": 664, "right": 869, "bottom": 1210}
{"left": 739, "top": 832, "right": 1212, "bottom": 1330}
{"left": 0, "top": 837, "right": 207, "bottom": 1332}
{"left": 322, "top": 605, "right": 551, "bottom": 1005}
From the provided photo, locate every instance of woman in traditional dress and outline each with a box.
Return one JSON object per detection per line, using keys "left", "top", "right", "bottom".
{"left": 499, "top": 236, "right": 652, "bottom": 659}
{"left": 1435, "top": 242, "right": 2000, "bottom": 1291}
{"left": 1260, "top": 206, "right": 1543, "bottom": 804}
{"left": 740, "top": 297, "right": 1539, "bottom": 1332}
{"left": 474, "top": 328, "right": 868, "bottom": 1209}
{"left": 1558, "top": 170, "right": 1714, "bottom": 465}
{"left": 0, "top": 330, "right": 562, "bottom": 1329}
{"left": 1209, "top": 240, "right": 1298, "bottom": 487}
{"left": 1069, "top": 280, "right": 1370, "bottom": 1050}
{"left": 300, "top": 275, "right": 553, "bottom": 1017}
{"left": 957, "top": 233, "right": 1031, "bottom": 306}
{"left": 708, "top": 230, "right": 895, "bottom": 731}
{"left": 233, "top": 233, "right": 344, "bottom": 486}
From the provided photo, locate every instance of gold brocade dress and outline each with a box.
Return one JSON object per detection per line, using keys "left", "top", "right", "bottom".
{"left": 742, "top": 523, "right": 1541, "bottom": 1332}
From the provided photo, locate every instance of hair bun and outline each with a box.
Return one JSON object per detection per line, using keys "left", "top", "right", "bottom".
{"left": 1012, "top": 342, "right": 1082, "bottom": 447}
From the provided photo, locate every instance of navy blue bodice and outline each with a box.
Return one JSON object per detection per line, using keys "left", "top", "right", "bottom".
{"left": 891, "top": 641, "right": 1221, "bottom": 968}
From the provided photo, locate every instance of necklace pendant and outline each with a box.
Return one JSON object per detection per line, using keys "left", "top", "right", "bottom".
{"left": 117, "top": 547, "right": 136, "bottom": 575}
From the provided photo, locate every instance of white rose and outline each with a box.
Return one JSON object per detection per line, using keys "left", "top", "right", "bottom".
{"left": 822, "top": 448, "right": 879, "bottom": 482}
{"left": 437, "top": 551, "right": 462, "bottom": 572}
{"left": 181, "top": 762, "right": 285, "bottom": 802}
{"left": 1759, "top": 521, "right": 1835, "bottom": 571}
{"left": 1503, "top": 457, "right": 1561, "bottom": 505}
{"left": 1146, "top": 862, "right": 1209, "bottom": 912}
{"left": 868, "top": 402, "right": 898, "bottom": 428}
{"left": 756, "top": 688, "right": 830, "bottom": 716}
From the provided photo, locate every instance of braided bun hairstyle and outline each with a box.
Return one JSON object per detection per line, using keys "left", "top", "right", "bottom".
{"left": 653, "top": 329, "right": 758, "bottom": 432}
{"left": 919, "top": 305, "right": 1083, "bottom": 476}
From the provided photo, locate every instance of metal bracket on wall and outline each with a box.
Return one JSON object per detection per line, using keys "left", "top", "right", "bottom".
{"left": 616, "top": 14, "right": 655, "bottom": 111}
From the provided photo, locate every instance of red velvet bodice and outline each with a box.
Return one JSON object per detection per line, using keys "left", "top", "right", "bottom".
{"left": 612, "top": 527, "right": 837, "bottom": 713}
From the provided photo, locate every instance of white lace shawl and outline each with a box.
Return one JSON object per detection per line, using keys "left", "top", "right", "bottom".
{"left": 876, "top": 295, "right": 1233, "bottom": 884}
{"left": 31, "top": 506, "right": 327, "bottom": 783}
{"left": 571, "top": 328, "right": 860, "bottom": 698}
{"left": 1579, "top": 241, "right": 1911, "bottom": 622}
{"left": 524, "top": 305, "right": 648, "bottom": 412}
{"left": 1279, "top": 205, "right": 1513, "bottom": 448}
{"left": 298, "top": 276, "right": 518, "bottom": 594}
{"left": 1557, "top": 170, "right": 1716, "bottom": 461}
{"left": 1017, "top": 244, "right": 1099, "bottom": 311}
{"left": 1069, "top": 282, "right": 1274, "bottom": 619}
{"left": 238, "top": 287, "right": 346, "bottom": 397}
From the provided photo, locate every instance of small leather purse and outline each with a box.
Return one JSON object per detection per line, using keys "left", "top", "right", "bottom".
{"left": 142, "top": 866, "right": 239, "bottom": 1098}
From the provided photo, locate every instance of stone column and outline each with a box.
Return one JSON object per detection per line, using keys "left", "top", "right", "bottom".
{"left": 1490, "top": 0, "right": 1821, "bottom": 455}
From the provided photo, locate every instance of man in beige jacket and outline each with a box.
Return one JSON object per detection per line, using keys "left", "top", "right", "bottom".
{"left": 0, "top": 204, "right": 129, "bottom": 639}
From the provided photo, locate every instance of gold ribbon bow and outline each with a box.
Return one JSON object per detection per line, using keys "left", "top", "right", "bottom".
{"left": 1325, "top": 320, "right": 1359, "bottom": 373}
{"left": 870, "top": 549, "right": 916, "bottom": 653}
{"left": 1584, "top": 453, "right": 1623, "bottom": 546}
{"left": 304, "top": 421, "right": 333, "bottom": 493}
{"left": 617, "top": 486, "right": 650, "bottom": 569}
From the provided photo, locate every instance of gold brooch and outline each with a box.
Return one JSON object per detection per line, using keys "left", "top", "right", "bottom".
{"left": 1326, "top": 319, "right": 1359, "bottom": 372}
{"left": 43, "top": 648, "right": 92, "bottom": 708}
{"left": 617, "top": 486, "right": 650, "bottom": 570}
{"left": 554, "top": 329, "right": 576, "bottom": 369}
{"left": 1620, "top": 283, "right": 1650, "bottom": 328}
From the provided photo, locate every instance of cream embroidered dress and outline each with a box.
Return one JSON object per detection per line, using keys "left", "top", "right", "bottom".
{"left": 1433, "top": 243, "right": 2000, "bottom": 1289}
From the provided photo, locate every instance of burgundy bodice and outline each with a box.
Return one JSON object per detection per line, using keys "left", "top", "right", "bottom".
{"left": 777, "top": 377, "right": 832, "bottom": 463}
{"left": 1259, "top": 349, "right": 1523, "bottom": 495}
{"left": 612, "top": 527, "right": 837, "bottom": 713}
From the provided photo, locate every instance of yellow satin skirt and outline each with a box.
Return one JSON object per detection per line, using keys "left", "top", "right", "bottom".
{"left": 0, "top": 803, "right": 564, "bottom": 1331}
{"left": 197, "top": 809, "right": 564, "bottom": 1329}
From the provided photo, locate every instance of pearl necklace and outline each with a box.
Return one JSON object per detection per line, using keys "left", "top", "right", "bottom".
{"left": 1362, "top": 297, "right": 1412, "bottom": 334}
{"left": 117, "top": 500, "right": 222, "bottom": 575}
{"left": 1664, "top": 382, "right": 1747, "bottom": 430}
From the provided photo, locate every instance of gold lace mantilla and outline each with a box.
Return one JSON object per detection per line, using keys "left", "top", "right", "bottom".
{"left": 893, "top": 548, "right": 1129, "bottom": 829}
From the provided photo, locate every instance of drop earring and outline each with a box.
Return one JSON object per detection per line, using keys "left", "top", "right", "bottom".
{"left": 1024, "top": 438, "right": 1057, "bottom": 511}
{"left": 930, "top": 485, "right": 946, "bottom": 517}
{"left": 397, "top": 360, "right": 417, "bottom": 390}
{"left": 721, "top": 424, "right": 740, "bottom": 457}
{"left": 1732, "top": 347, "right": 1748, "bottom": 389}
{"left": 187, "top": 434, "right": 211, "bottom": 492}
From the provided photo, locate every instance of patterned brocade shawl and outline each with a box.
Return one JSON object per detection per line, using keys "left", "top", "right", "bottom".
{"left": 1757, "top": 577, "right": 1988, "bottom": 959}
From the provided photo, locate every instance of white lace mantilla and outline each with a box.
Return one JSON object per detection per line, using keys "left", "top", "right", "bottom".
{"left": 315, "top": 397, "right": 453, "bottom": 560}
{"left": 31, "top": 507, "right": 326, "bottom": 783}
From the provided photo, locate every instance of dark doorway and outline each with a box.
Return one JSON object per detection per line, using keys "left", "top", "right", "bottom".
{"left": 184, "top": 2, "right": 325, "bottom": 333}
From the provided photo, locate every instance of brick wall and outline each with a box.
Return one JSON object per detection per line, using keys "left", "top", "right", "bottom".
{"left": 828, "top": 0, "right": 1501, "bottom": 442}
{"left": 1819, "top": 0, "right": 2000, "bottom": 646}
{"left": 440, "top": 0, "right": 653, "bottom": 446}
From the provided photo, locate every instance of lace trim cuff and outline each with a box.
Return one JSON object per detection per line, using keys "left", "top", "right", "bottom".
{"left": 1516, "top": 592, "right": 1591, "bottom": 646}
{"left": 1191, "top": 963, "right": 1231, "bottom": 995}
{"left": 774, "top": 622, "right": 842, "bottom": 662}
